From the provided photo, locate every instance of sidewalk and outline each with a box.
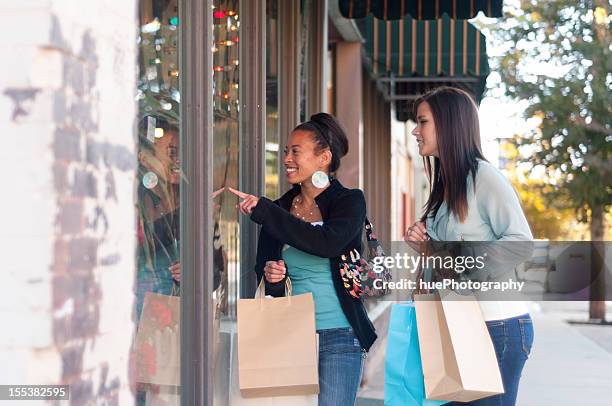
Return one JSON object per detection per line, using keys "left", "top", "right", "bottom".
{"left": 356, "top": 302, "right": 612, "bottom": 406}
{"left": 518, "top": 302, "right": 612, "bottom": 405}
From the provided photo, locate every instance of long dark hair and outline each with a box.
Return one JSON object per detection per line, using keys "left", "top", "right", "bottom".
{"left": 293, "top": 113, "right": 349, "bottom": 175}
{"left": 416, "top": 87, "right": 486, "bottom": 223}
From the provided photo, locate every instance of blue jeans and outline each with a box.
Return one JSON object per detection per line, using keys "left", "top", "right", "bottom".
{"left": 448, "top": 314, "right": 534, "bottom": 406}
{"left": 318, "top": 327, "right": 365, "bottom": 406}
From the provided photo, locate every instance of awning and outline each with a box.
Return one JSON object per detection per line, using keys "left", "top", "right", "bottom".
{"left": 340, "top": 0, "right": 503, "bottom": 20}
{"left": 360, "top": 14, "right": 490, "bottom": 121}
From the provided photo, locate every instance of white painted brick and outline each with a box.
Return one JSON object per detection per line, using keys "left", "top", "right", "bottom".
{"left": 0, "top": 120, "right": 54, "bottom": 160}
{"left": 0, "top": 349, "right": 36, "bottom": 384}
{"left": 97, "top": 256, "right": 136, "bottom": 336}
{"left": 0, "top": 46, "right": 37, "bottom": 88}
{"left": 26, "top": 347, "right": 63, "bottom": 383}
{"left": 2, "top": 270, "right": 52, "bottom": 312}
{"left": 0, "top": 3, "right": 138, "bottom": 403}
{"left": 0, "top": 88, "right": 56, "bottom": 123}
{"left": 0, "top": 308, "right": 54, "bottom": 348}
{"left": 0, "top": 9, "right": 52, "bottom": 46}
{"left": 31, "top": 48, "right": 64, "bottom": 89}
{"left": 81, "top": 329, "right": 133, "bottom": 376}
{"left": 0, "top": 86, "right": 13, "bottom": 119}
{"left": 101, "top": 0, "right": 138, "bottom": 22}
{"left": 51, "top": 0, "right": 104, "bottom": 31}
{"left": 0, "top": 0, "right": 52, "bottom": 11}
{"left": 0, "top": 120, "right": 55, "bottom": 238}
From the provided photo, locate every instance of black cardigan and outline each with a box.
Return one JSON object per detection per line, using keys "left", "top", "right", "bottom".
{"left": 250, "top": 179, "right": 377, "bottom": 351}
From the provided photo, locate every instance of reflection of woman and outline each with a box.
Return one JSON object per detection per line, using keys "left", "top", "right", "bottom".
{"left": 136, "top": 120, "right": 181, "bottom": 320}
{"left": 230, "top": 113, "right": 377, "bottom": 406}
{"left": 210, "top": 188, "right": 229, "bottom": 315}
{"left": 404, "top": 87, "right": 534, "bottom": 406}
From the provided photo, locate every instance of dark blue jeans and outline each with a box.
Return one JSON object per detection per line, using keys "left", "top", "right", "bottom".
{"left": 448, "top": 313, "right": 534, "bottom": 406}
{"left": 318, "top": 327, "right": 365, "bottom": 406}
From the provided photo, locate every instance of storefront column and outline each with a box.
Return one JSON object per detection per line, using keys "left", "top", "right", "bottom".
{"left": 180, "top": 0, "right": 214, "bottom": 404}
{"left": 362, "top": 74, "right": 391, "bottom": 242}
{"left": 239, "top": 0, "right": 266, "bottom": 298}
{"left": 334, "top": 42, "right": 363, "bottom": 189}
{"left": 278, "top": 0, "right": 301, "bottom": 194}
{"left": 306, "top": 0, "right": 328, "bottom": 116}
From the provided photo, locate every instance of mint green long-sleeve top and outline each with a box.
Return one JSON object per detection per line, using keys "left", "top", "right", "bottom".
{"left": 426, "top": 160, "right": 533, "bottom": 243}
{"left": 424, "top": 160, "right": 534, "bottom": 320}
{"left": 425, "top": 160, "right": 534, "bottom": 283}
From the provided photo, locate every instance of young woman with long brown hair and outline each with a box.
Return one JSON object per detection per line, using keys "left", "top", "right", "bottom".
{"left": 404, "top": 87, "right": 535, "bottom": 406}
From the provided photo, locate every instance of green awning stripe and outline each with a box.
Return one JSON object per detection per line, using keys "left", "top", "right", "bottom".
{"left": 467, "top": 21, "right": 476, "bottom": 74}
{"left": 390, "top": 21, "right": 400, "bottom": 74}
{"left": 364, "top": 15, "right": 489, "bottom": 79}
{"left": 340, "top": 0, "right": 503, "bottom": 20}
{"left": 441, "top": 20, "right": 450, "bottom": 75}
{"left": 361, "top": 12, "right": 490, "bottom": 121}
{"left": 416, "top": 20, "right": 425, "bottom": 75}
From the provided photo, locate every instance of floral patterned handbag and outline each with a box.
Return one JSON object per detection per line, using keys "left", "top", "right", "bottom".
{"left": 339, "top": 217, "right": 392, "bottom": 299}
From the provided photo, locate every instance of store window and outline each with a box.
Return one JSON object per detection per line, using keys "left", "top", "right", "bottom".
{"left": 212, "top": 0, "right": 241, "bottom": 403}
{"left": 135, "top": 0, "right": 181, "bottom": 404}
{"left": 265, "top": 0, "right": 280, "bottom": 200}
{"left": 299, "top": 0, "right": 311, "bottom": 122}
{"left": 326, "top": 45, "right": 336, "bottom": 115}
{"left": 211, "top": 0, "right": 240, "bottom": 318}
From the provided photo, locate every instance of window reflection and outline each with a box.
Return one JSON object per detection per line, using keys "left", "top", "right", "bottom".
{"left": 266, "top": 0, "right": 280, "bottom": 200}
{"left": 212, "top": 0, "right": 240, "bottom": 319}
{"left": 135, "top": 0, "right": 181, "bottom": 404}
{"left": 212, "top": 1, "right": 240, "bottom": 403}
{"left": 299, "top": 0, "right": 310, "bottom": 122}
{"left": 327, "top": 47, "right": 335, "bottom": 115}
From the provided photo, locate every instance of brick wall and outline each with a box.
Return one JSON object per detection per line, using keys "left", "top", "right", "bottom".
{"left": 0, "top": 1, "right": 138, "bottom": 404}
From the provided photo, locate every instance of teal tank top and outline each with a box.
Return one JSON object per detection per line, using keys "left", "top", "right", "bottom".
{"left": 281, "top": 224, "right": 350, "bottom": 330}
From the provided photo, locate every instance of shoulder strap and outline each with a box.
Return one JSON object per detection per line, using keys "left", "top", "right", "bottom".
{"left": 364, "top": 217, "right": 377, "bottom": 242}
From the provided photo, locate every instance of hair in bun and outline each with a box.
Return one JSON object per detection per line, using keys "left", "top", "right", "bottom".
{"left": 293, "top": 112, "right": 349, "bottom": 173}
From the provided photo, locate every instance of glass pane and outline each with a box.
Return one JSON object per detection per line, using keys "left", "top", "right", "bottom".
{"left": 135, "top": 0, "right": 181, "bottom": 403}
{"left": 266, "top": 0, "right": 280, "bottom": 200}
{"left": 212, "top": 0, "right": 240, "bottom": 404}
{"left": 326, "top": 46, "right": 335, "bottom": 115}
{"left": 299, "top": 0, "right": 309, "bottom": 122}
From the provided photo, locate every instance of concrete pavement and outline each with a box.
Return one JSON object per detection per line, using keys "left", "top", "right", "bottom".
{"left": 356, "top": 301, "right": 612, "bottom": 406}
{"left": 517, "top": 302, "right": 612, "bottom": 405}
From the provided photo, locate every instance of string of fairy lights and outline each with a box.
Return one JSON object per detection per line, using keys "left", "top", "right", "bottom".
{"left": 137, "top": 2, "right": 180, "bottom": 143}
{"left": 137, "top": 0, "right": 240, "bottom": 148}
{"left": 212, "top": 3, "right": 240, "bottom": 114}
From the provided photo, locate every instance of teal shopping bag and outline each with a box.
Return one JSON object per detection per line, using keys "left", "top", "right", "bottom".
{"left": 384, "top": 302, "right": 447, "bottom": 406}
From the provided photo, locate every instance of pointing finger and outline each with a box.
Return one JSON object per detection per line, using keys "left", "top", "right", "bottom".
{"left": 212, "top": 187, "right": 225, "bottom": 199}
{"left": 228, "top": 187, "right": 248, "bottom": 199}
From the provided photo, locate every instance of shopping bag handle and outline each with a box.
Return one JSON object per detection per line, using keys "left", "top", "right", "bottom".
{"left": 171, "top": 281, "right": 180, "bottom": 296}
{"left": 255, "top": 277, "right": 292, "bottom": 299}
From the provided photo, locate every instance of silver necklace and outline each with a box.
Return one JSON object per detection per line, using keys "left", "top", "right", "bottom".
{"left": 292, "top": 195, "right": 318, "bottom": 221}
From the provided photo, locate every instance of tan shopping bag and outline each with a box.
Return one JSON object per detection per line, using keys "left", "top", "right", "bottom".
{"left": 134, "top": 290, "right": 180, "bottom": 386}
{"left": 145, "top": 386, "right": 180, "bottom": 406}
{"left": 414, "top": 290, "right": 504, "bottom": 402}
{"left": 229, "top": 332, "right": 319, "bottom": 405}
{"left": 237, "top": 278, "right": 319, "bottom": 398}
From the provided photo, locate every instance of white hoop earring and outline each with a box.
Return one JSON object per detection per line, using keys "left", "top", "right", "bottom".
{"left": 311, "top": 171, "right": 330, "bottom": 189}
{"left": 142, "top": 171, "right": 159, "bottom": 189}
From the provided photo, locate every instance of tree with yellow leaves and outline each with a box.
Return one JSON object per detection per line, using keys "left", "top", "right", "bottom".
{"left": 491, "top": 0, "right": 611, "bottom": 320}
